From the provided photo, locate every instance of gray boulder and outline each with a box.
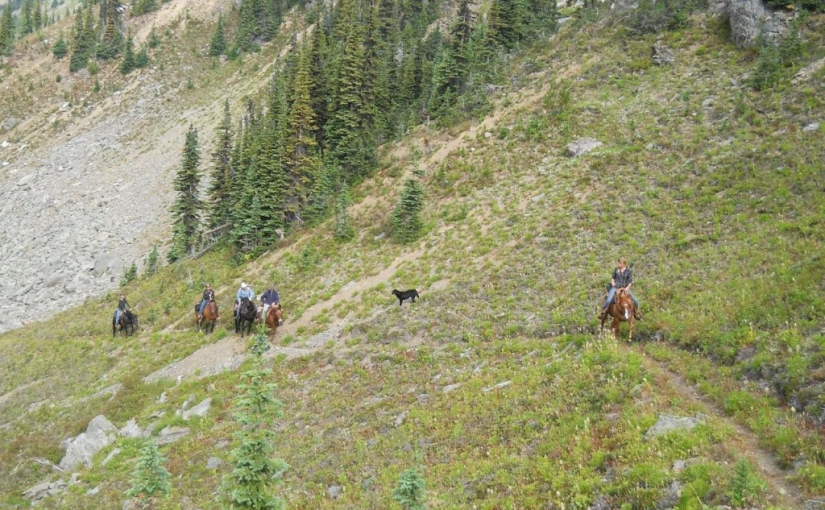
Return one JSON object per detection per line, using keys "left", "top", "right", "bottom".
{"left": 22, "top": 479, "right": 68, "bottom": 502}
{"left": 565, "top": 138, "right": 603, "bottom": 157}
{"left": 59, "top": 415, "right": 118, "bottom": 470}
{"left": 182, "top": 397, "right": 212, "bottom": 420}
{"left": 645, "top": 414, "right": 703, "bottom": 438}
{"left": 652, "top": 41, "right": 674, "bottom": 66}
{"left": 93, "top": 254, "right": 118, "bottom": 276}
{"left": 726, "top": 0, "right": 790, "bottom": 49}
{"left": 1, "top": 117, "right": 21, "bottom": 131}
{"left": 119, "top": 418, "right": 143, "bottom": 438}
{"left": 327, "top": 485, "right": 343, "bottom": 499}
{"left": 206, "top": 456, "right": 223, "bottom": 469}
{"left": 155, "top": 426, "right": 190, "bottom": 445}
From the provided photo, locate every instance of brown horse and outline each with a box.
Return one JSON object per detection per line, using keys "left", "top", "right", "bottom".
{"left": 197, "top": 300, "right": 218, "bottom": 333}
{"left": 261, "top": 304, "right": 283, "bottom": 337}
{"left": 601, "top": 288, "right": 636, "bottom": 341}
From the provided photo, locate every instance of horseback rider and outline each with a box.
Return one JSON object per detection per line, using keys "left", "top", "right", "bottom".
{"left": 234, "top": 282, "right": 255, "bottom": 317}
{"left": 259, "top": 285, "right": 280, "bottom": 322}
{"left": 114, "top": 293, "right": 130, "bottom": 326}
{"left": 600, "top": 258, "right": 641, "bottom": 320}
{"left": 197, "top": 284, "right": 217, "bottom": 320}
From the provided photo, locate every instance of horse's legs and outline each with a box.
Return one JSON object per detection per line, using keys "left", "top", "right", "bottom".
{"left": 612, "top": 318, "right": 620, "bottom": 339}
{"left": 628, "top": 317, "right": 633, "bottom": 342}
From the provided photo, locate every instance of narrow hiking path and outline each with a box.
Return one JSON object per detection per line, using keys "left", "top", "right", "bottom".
{"left": 144, "top": 247, "right": 426, "bottom": 382}
{"left": 626, "top": 341, "right": 806, "bottom": 508}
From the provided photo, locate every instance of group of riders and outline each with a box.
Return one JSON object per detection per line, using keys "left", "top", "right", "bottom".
{"left": 114, "top": 258, "right": 641, "bottom": 335}
{"left": 113, "top": 282, "right": 283, "bottom": 334}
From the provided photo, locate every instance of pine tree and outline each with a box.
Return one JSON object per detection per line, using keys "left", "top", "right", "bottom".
{"left": 120, "top": 33, "right": 136, "bottom": 74}
{"left": 52, "top": 33, "right": 68, "bottom": 59}
{"left": 144, "top": 245, "right": 160, "bottom": 274}
{"left": 393, "top": 177, "right": 424, "bottom": 243}
{"left": 69, "top": 7, "right": 91, "bottom": 72}
{"left": 487, "top": 0, "right": 522, "bottom": 50}
{"left": 258, "top": 75, "right": 288, "bottom": 239}
{"left": 219, "top": 344, "right": 289, "bottom": 510}
{"left": 168, "top": 125, "right": 203, "bottom": 262}
{"left": 21, "top": 0, "right": 33, "bottom": 35}
{"left": 120, "top": 262, "right": 138, "bottom": 286}
{"left": 333, "top": 182, "right": 354, "bottom": 241}
{"left": 450, "top": 0, "right": 475, "bottom": 85}
{"left": 126, "top": 443, "right": 171, "bottom": 500}
{"left": 97, "top": 0, "right": 122, "bottom": 60}
{"left": 327, "top": 0, "right": 375, "bottom": 182}
{"left": 283, "top": 48, "right": 321, "bottom": 220}
{"left": 392, "top": 469, "right": 426, "bottom": 510}
{"left": 209, "top": 15, "right": 227, "bottom": 56}
{"left": 308, "top": 23, "right": 329, "bottom": 148}
{"left": 0, "top": 5, "right": 14, "bottom": 55}
{"left": 148, "top": 25, "right": 160, "bottom": 48}
{"left": 303, "top": 160, "right": 336, "bottom": 225}
{"left": 135, "top": 45, "right": 149, "bottom": 67}
{"left": 428, "top": 44, "right": 459, "bottom": 117}
{"left": 208, "top": 100, "right": 236, "bottom": 228}
{"left": 33, "top": 0, "right": 42, "bottom": 30}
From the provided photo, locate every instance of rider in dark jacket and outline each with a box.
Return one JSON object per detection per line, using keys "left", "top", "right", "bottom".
{"left": 260, "top": 286, "right": 280, "bottom": 321}
{"left": 198, "top": 285, "right": 217, "bottom": 319}
{"left": 115, "top": 294, "right": 130, "bottom": 325}
{"left": 600, "top": 258, "right": 641, "bottom": 320}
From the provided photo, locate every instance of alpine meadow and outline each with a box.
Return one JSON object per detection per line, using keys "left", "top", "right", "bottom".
{"left": 0, "top": 0, "right": 823, "bottom": 507}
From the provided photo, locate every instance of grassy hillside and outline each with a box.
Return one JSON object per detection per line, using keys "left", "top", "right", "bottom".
{"left": 1, "top": 4, "right": 825, "bottom": 509}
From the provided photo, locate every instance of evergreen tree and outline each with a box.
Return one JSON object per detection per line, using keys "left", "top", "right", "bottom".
{"left": 69, "top": 7, "right": 92, "bottom": 72}
{"left": 135, "top": 45, "right": 149, "bottom": 67}
{"left": 144, "top": 245, "right": 160, "bottom": 275}
{"left": 52, "top": 33, "right": 68, "bottom": 59}
{"left": 393, "top": 177, "right": 424, "bottom": 243}
{"left": 148, "top": 25, "right": 160, "bottom": 48}
{"left": 393, "top": 469, "right": 426, "bottom": 510}
{"left": 428, "top": 44, "right": 459, "bottom": 117}
{"left": 450, "top": 0, "right": 475, "bottom": 85}
{"left": 120, "top": 33, "right": 136, "bottom": 74}
{"left": 487, "top": 0, "right": 523, "bottom": 50}
{"left": 97, "top": 0, "right": 122, "bottom": 60}
{"left": 209, "top": 15, "right": 226, "bottom": 56}
{"left": 33, "top": 0, "right": 42, "bottom": 30}
{"left": 168, "top": 125, "right": 202, "bottom": 262}
{"left": 219, "top": 346, "right": 289, "bottom": 510}
{"left": 303, "top": 160, "right": 336, "bottom": 225}
{"left": 0, "top": 5, "right": 14, "bottom": 55}
{"left": 283, "top": 48, "right": 321, "bottom": 220}
{"left": 327, "top": 0, "right": 375, "bottom": 182}
{"left": 333, "top": 182, "right": 354, "bottom": 241}
{"left": 120, "top": 262, "right": 138, "bottom": 286}
{"left": 308, "top": 22, "right": 329, "bottom": 148}
{"left": 257, "top": 75, "right": 288, "bottom": 239}
{"left": 126, "top": 443, "right": 171, "bottom": 500}
{"left": 208, "top": 100, "right": 236, "bottom": 228}
{"left": 21, "top": 0, "right": 34, "bottom": 35}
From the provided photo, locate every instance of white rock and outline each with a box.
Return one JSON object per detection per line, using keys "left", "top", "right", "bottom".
{"left": 565, "top": 138, "right": 603, "bottom": 157}
{"left": 443, "top": 383, "right": 462, "bottom": 394}
{"left": 803, "top": 122, "right": 820, "bottom": 132}
{"left": 59, "top": 415, "right": 118, "bottom": 470}
{"left": 119, "top": 419, "right": 143, "bottom": 438}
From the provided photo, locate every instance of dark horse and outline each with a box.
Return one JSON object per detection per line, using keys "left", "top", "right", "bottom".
{"left": 601, "top": 288, "right": 636, "bottom": 341}
{"left": 235, "top": 297, "right": 257, "bottom": 337}
{"left": 197, "top": 300, "right": 218, "bottom": 334}
{"left": 261, "top": 304, "right": 283, "bottom": 337}
{"left": 113, "top": 310, "right": 139, "bottom": 337}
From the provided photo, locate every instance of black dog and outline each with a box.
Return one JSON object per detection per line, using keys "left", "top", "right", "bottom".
{"left": 392, "top": 289, "right": 419, "bottom": 306}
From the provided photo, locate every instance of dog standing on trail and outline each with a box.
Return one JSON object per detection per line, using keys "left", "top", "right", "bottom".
{"left": 392, "top": 289, "right": 420, "bottom": 306}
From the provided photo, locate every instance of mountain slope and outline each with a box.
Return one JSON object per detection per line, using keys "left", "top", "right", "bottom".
{"left": 1, "top": 2, "right": 825, "bottom": 509}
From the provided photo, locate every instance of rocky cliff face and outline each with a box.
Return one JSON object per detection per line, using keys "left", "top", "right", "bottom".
{"left": 0, "top": 74, "right": 197, "bottom": 333}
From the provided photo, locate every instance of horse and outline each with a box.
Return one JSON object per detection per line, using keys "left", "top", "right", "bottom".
{"left": 234, "top": 297, "right": 257, "bottom": 338}
{"left": 113, "top": 310, "right": 139, "bottom": 337}
{"left": 601, "top": 288, "right": 635, "bottom": 341}
{"left": 197, "top": 300, "right": 218, "bottom": 334}
{"left": 261, "top": 303, "right": 283, "bottom": 337}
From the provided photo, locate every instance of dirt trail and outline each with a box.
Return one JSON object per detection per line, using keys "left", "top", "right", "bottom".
{"left": 633, "top": 347, "right": 805, "bottom": 508}
{"left": 144, "top": 247, "right": 426, "bottom": 382}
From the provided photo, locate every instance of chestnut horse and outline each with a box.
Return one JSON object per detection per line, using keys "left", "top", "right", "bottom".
{"left": 601, "top": 288, "right": 636, "bottom": 341}
{"left": 261, "top": 304, "right": 283, "bottom": 337}
{"left": 197, "top": 300, "right": 218, "bottom": 334}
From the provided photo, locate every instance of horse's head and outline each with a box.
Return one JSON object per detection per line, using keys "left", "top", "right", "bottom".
{"left": 272, "top": 304, "right": 283, "bottom": 324}
{"left": 616, "top": 291, "right": 634, "bottom": 320}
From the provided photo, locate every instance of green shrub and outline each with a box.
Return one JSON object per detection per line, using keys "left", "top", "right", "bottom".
{"left": 126, "top": 443, "right": 171, "bottom": 500}
{"left": 393, "top": 178, "right": 425, "bottom": 244}
{"left": 393, "top": 468, "right": 426, "bottom": 510}
{"left": 628, "top": 0, "right": 706, "bottom": 33}
{"left": 727, "top": 460, "right": 767, "bottom": 507}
